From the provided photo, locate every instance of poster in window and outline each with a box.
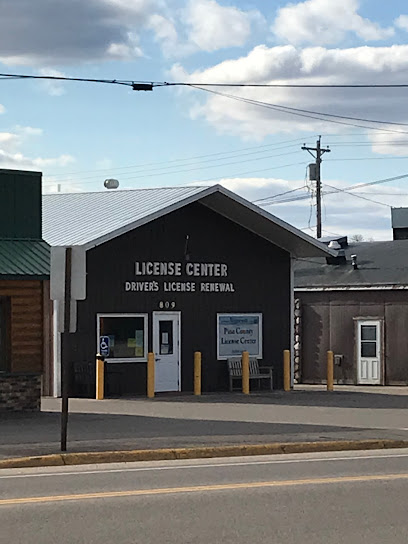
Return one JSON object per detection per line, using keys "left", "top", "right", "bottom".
{"left": 135, "top": 329, "right": 144, "bottom": 357}
{"left": 217, "top": 313, "right": 262, "bottom": 359}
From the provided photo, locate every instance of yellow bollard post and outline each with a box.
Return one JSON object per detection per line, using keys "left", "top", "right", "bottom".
{"left": 242, "top": 351, "right": 250, "bottom": 394}
{"left": 147, "top": 352, "right": 155, "bottom": 398}
{"left": 283, "top": 350, "right": 291, "bottom": 391}
{"left": 194, "top": 351, "right": 202, "bottom": 395}
{"left": 96, "top": 354, "right": 105, "bottom": 400}
{"left": 327, "top": 350, "right": 334, "bottom": 392}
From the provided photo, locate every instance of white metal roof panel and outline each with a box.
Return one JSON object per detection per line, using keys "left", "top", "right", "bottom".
{"left": 43, "top": 186, "right": 205, "bottom": 247}
{"left": 42, "top": 185, "right": 333, "bottom": 258}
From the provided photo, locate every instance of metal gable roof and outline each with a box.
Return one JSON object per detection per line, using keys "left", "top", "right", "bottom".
{"left": 42, "top": 185, "right": 333, "bottom": 258}
{"left": 0, "top": 240, "right": 50, "bottom": 277}
{"left": 42, "top": 186, "right": 206, "bottom": 247}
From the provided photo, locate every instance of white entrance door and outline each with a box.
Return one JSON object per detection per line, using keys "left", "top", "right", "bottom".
{"left": 357, "top": 320, "right": 381, "bottom": 385}
{"left": 153, "top": 312, "right": 180, "bottom": 392}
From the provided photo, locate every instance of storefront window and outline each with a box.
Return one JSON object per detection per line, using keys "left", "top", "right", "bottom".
{"left": 98, "top": 314, "right": 147, "bottom": 361}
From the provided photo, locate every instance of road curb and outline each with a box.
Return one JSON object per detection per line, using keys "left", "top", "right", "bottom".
{"left": 1, "top": 439, "right": 408, "bottom": 469}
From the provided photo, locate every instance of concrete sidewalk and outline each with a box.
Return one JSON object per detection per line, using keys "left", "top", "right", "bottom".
{"left": 1, "top": 388, "right": 407, "bottom": 460}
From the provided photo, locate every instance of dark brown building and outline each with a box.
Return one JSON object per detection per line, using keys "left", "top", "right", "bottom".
{"left": 0, "top": 169, "right": 50, "bottom": 411}
{"left": 295, "top": 224, "right": 408, "bottom": 386}
{"left": 42, "top": 185, "right": 330, "bottom": 397}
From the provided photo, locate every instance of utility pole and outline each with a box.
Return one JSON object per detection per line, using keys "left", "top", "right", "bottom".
{"left": 61, "top": 246, "right": 72, "bottom": 452}
{"left": 302, "top": 136, "right": 330, "bottom": 239}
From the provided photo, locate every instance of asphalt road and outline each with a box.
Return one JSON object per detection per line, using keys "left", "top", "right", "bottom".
{"left": 1, "top": 449, "right": 408, "bottom": 543}
{"left": 3, "top": 391, "right": 408, "bottom": 459}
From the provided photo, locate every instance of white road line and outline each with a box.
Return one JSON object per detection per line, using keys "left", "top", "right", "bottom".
{"left": 2, "top": 451, "right": 408, "bottom": 479}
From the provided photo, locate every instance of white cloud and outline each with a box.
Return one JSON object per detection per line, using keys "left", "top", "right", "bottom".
{"left": 15, "top": 126, "right": 43, "bottom": 137}
{"left": 0, "top": 0, "right": 265, "bottom": 64}
{"left": 148, "top": 13, "right": 178, "bottom": 47}
{"left": 272, "top": 0, "right": 394, "bottom": 46}
{"left": 0, "top": 104, "right": 5, "bottom": 114}
{"left": 0, "top": 133, "right": 19, "bottom": 148}
{"left": 395, "top": 15, "right": 408, "bottom": 32}
{"left": 368, "top": 130, "right": 408, "bottom": 156}
{"left": 0, "top": 0, "right": 160, "bottom": 65}
{"left": 0, "top": 150, "right": 75, "bottom": 169}
{"left": 170, "top": 44, "right": 408, "bottom": 140}
{"left": 37, "top": 69, "right": 67, "bottom": 96}
{"left": 0, "top": 124, "right": 75, "bottom": 170}
{"left": 183, "top": 0, "right": 263, "bottom": 52}
{"left": 147, "top": 1, "right": 264, "bottom": 57}
{"left": 0, "top": 126, "right": 43, "bottom": 152}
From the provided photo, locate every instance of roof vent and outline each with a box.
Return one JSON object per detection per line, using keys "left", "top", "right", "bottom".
{"left": 320, "top": 235, "right": 348, "bottom": 248}
{"left": 351, "top": 254, "right": 358, "bottom": 270}
{"left": 104, "top": 178, "right": 119, "bottom": 189}
{"left": 328, "top": 240, "right": 341, "bottom": 250}
{"left": 326, "top": 240, "right": 347, "bottom": 265}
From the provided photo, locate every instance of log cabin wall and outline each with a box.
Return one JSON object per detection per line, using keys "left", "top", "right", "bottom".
{"left": 0, "top": 280, "right": 44, "bottom": 373}
{"left": 0, "top": 279, "right": 44, "bottom": 411}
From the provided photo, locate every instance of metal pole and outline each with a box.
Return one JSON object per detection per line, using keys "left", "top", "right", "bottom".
{"left": 194, "top": 351, "right": 202, "bottom": 395}
{"left": 147, "top": 352, "right": 155, "bottom": 398}
{"left": 242, "top": 351, "right": 250, "bottom": 394}
{"left": 327, "top": 350, "right": 334, "bottom": 392}
{"left": 283, "top": 350, "right": 291, "bottom": 391}
{"left": 96, "top": 355, "right": 105, "bottom": 400}
{"left": 316, "top": 137, "right": 322, "bottom": 239}
{"left": 61, "top": 246, "right": 72, "bottom": 452}
{"left": 301, "top": 136, "right": 330, "bottom": 239}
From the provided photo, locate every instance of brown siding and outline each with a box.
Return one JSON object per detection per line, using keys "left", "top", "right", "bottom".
{"left": 297, "top": 290, "right": 408, "bottom": 385}
{"left": 0, "top": 280, "right": 44, "bottom": 373}
{"left": 385, "top": 303, "right": 408, "bottom": 384}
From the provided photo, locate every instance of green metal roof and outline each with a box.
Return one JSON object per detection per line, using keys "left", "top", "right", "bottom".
{"left": 0, "top": 240, "right": 50, "bottom": 278}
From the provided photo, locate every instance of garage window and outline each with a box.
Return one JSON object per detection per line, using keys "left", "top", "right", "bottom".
{"left": 97, "top": 314, "right": 148, "bottom": 362}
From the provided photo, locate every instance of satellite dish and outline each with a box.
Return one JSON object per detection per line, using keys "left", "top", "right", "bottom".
{"left": 104, "top": 178, "right": 119, "bottom": 189}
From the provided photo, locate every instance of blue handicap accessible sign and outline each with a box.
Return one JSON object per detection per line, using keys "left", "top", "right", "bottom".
{"left": 99, "top": 336, "right": 110, "bottom": 357}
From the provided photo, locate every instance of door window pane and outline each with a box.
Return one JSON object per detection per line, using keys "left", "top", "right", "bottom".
{"left": 361, "top": 342, "right": 376, "bottom": 358}
{"left": 361, "top": 325, "right": 377, "bottom": 341}
{"left": 100, "top": 316, "right": 146, "bottom": 359}
{"left": 159, "top": 320, "right": 173, "bottom": 355}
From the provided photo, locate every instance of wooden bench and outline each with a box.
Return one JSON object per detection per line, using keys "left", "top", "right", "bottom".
{"left": 227, "top": 357, "right": 273, "bottom": 392}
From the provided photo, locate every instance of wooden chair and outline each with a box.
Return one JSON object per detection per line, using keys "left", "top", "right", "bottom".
{"left": 227, "top": 357, "right": 273, "bottom": 392}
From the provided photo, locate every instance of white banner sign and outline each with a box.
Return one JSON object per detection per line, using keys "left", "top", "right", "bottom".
{"left": 217, "top": 313, "right": 262, "bottom": 359}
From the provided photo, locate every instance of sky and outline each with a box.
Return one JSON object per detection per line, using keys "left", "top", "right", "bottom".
{"left": 2, "top": 0, "right": 408, "bottom": 240}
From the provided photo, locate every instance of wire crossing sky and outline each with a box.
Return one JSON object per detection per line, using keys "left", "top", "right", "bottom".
{"left": 2, "top": 0, "right": 408, "bottom": 240}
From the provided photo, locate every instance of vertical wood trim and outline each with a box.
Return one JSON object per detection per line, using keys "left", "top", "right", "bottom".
{"left": 42, "top": 280, "right": 53, "bottom": 396}
{"left": 290, "top": 256, "right": 294, "bottom": 387}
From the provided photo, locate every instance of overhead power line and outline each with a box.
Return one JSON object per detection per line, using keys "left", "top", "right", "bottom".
{"left": 323, "top": 183, "right": 391, "bottom": 208}
{"left": 253, "top": 186, "right": 307, "bottom": 204}
{"left": 189, "top": 85, "right": 408, "bottom": 135}
{"left": 45, "top": 137, "right": 309, "bottom": 179}
{"left": 168, "top": 82, "right": 408, "bottom": 89}
{"left": 259, "top": 172, "right": 408, "bottom": 207}
{"left": 43, "top": 150, "right": 302, "bottom": 187}
{"left": 5, "top": 73, "right": 408, "bottom": 88}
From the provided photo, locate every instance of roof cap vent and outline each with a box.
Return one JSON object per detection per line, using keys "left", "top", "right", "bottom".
{"left": 104, "top": 178, "right": 119, "bottom": 189}
{"left": 328, "top": 240, "right": 341, "bottom": 250}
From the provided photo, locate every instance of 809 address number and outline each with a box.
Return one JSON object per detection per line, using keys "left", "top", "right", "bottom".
{"left": 159, "top": 301, "right": 176, "bottom": 309}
